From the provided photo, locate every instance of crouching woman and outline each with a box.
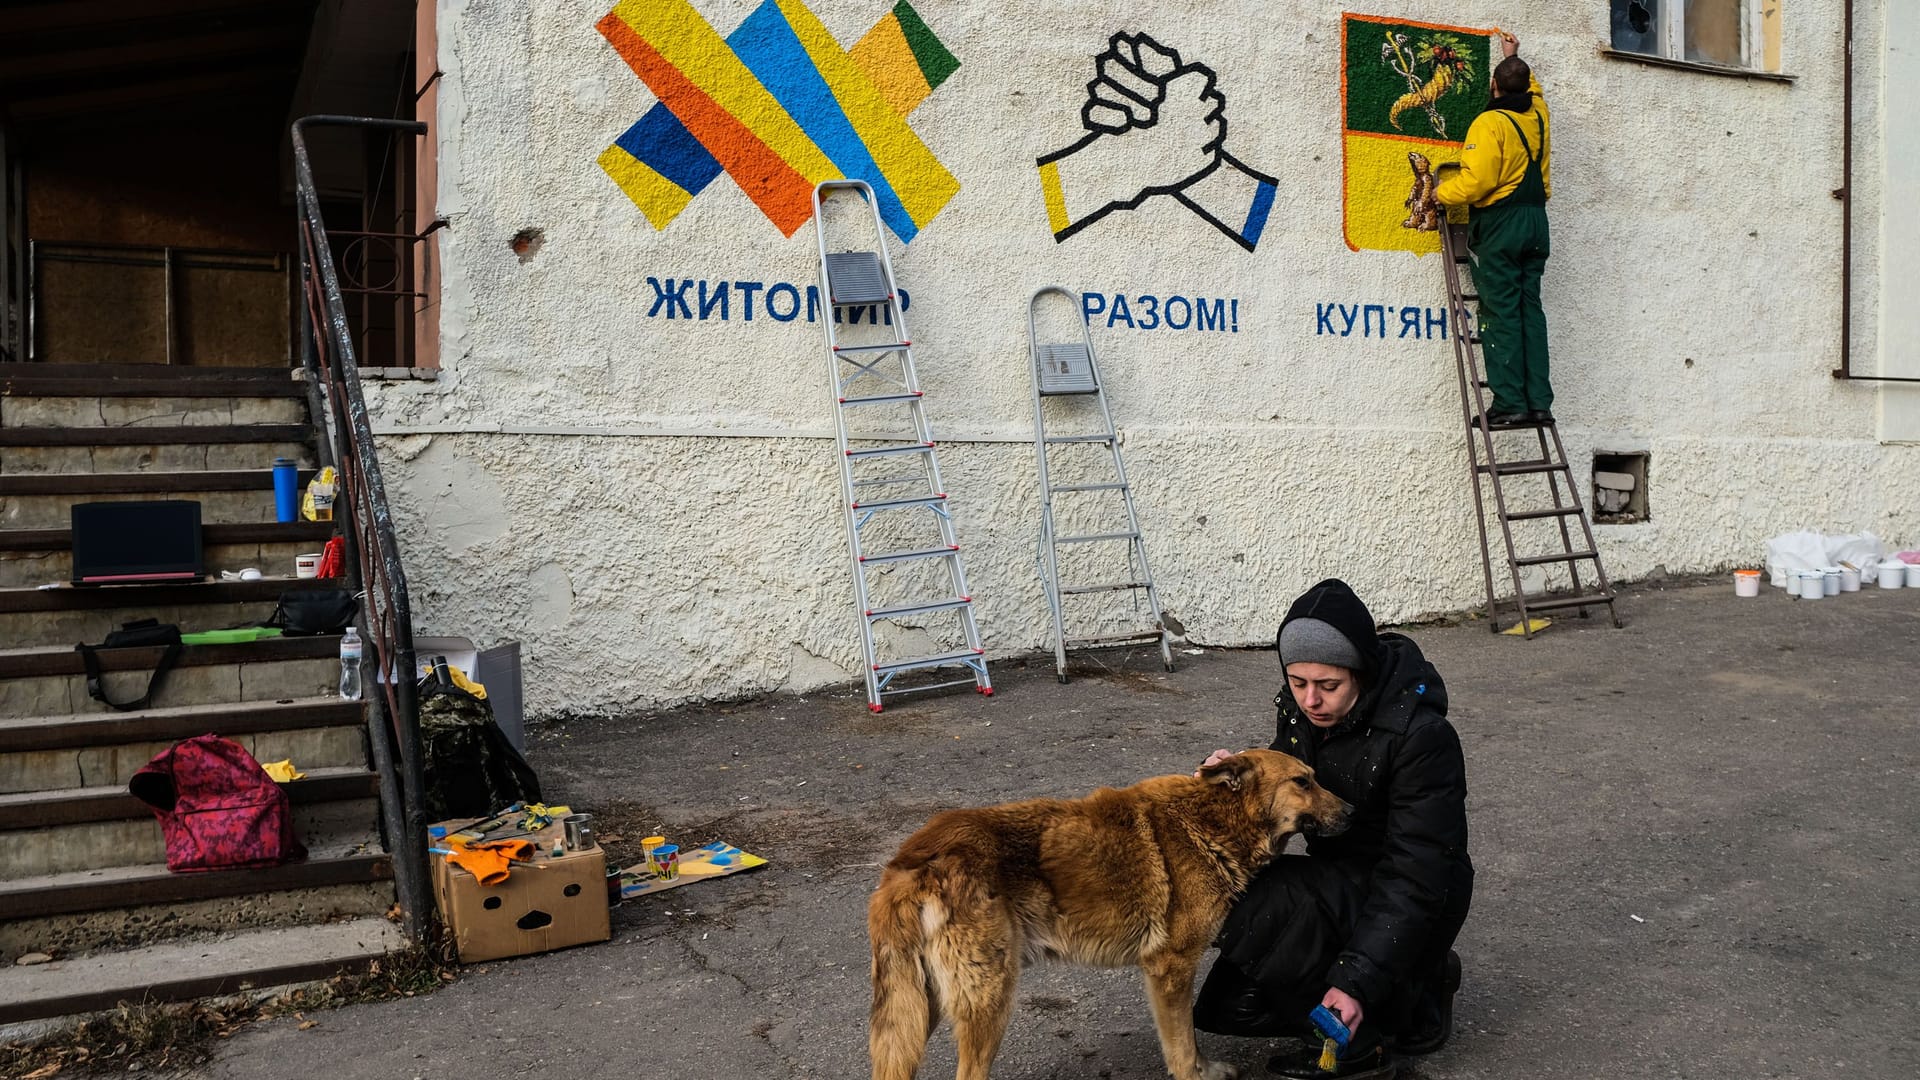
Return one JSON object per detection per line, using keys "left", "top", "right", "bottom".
{"left": 1194, "top": 578, "right": 1473, "bottom": 1079}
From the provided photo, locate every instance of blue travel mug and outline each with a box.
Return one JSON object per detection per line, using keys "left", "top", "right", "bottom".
{"left": 272, "top": 457, "right": 299, "bottom": 522}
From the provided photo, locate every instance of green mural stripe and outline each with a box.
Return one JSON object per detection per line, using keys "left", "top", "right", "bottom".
{"left": 892, "top": 1, "right": 959, "bottom": 90}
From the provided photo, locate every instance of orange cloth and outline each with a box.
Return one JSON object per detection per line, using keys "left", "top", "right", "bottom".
{"left": 445, "top": 839, "right": 532, "bottom": 886}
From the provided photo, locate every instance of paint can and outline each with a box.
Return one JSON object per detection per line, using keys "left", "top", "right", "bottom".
{"left": 641, "top": 835, "right": 665, "bottom": 859}
{"left": 1797, "top": 571, "right": 1826, "bottom": 599}
{"left": 1733, "top": 569, "right": 1761, "bottom": 598}
{"left": 1907, "top": 563, "right": 1920, "bottom": 588}
{"left": 562, "top": 813, "right": 595, "bottom": 851}
{"left": 649, "top": 844, "right": 680, "bottom": 881}
{"left": 1881, "top": 561, "right": 1908, "bottom": 589}
{"left": 1821, "top": 568, "right": 1842, "bottom": 596}
{"left": 295, "top": 552, "right": 323, "bottom": 579}
{"left": 1840, "top": 566, "right": 1861, "bottom": 592}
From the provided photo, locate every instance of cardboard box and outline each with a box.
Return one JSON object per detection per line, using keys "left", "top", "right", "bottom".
{"left": 429, "top": 824, "right": 611, "bottom": 963}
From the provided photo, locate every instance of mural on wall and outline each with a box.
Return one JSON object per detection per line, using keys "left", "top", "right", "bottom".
{"left": 1036, "top": 33, "right": 1278, "bottom": 252}
{"left": 1341, "top": 13, "right": 1492, "bottom": 254}
{"left": 596, "top": 0, "right": 960, "bottom": 243}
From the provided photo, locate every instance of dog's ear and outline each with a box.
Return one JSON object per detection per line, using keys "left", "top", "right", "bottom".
{"left": 1199, "top": 754, "right": 1254, "bottom": 792}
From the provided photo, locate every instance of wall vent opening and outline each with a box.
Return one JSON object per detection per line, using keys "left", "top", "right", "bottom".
{"left": 1593, "top": 452, "right": 1650, "bottom": 524}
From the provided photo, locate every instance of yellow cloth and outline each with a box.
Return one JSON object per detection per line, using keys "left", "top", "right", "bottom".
{"left": 417, "top": 661, "right": 488, "bottom": 700}
{"left": 259, "top": 759, "right": 305, "bottom": 782}
{"left": 1436, "top": 75, "right": 1551, "bottom": 208}
{"left": 518, "top": 803, "right": 572, "bottom": 830}
{"left": 446, "top": 839, "right": 532, "bottom": 886}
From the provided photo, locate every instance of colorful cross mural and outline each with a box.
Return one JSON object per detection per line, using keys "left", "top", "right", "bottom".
{"left": 596, "top": 0, "right": 960, "bottom": 243}
{"left": 1341, "top": 13, "right": 1493, "bottom": 254}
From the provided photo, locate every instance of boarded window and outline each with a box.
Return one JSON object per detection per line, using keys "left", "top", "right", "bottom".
{"left": 1685, "top": 0, "right": 1744, "bottom": 66}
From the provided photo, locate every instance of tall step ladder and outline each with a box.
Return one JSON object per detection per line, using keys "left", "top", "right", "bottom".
{"left": 1028, "top": 286, "right": 1174, "bottom": 682}
{"left": 1439, "top": 218, "right": 1621, "bottom": 637}
{"left": 813, "top": 180, "right": 991, "bottom": 712}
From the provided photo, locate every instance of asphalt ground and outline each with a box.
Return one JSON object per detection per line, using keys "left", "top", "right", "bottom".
{"left": 200, "top": 580, "right": 1920, "bottom": 1079}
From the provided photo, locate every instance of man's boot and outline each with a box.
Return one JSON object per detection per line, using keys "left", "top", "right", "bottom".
{"left": 1392, "top": 950, "right": 1462, "bottom": 1056}
{"left": 1266, "top": 1026, "right": 1395, "bottom": 1079}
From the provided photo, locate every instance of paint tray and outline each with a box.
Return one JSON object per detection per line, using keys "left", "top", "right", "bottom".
{"left": 618, "top": 841, "right": 767, "bottom": 900}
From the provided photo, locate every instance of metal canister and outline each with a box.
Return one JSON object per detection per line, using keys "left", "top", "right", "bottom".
{"left": 562, "top": 813, "right": 595, "bottom": 851}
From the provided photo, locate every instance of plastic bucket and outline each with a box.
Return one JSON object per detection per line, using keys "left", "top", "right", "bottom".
{"left": 1733, "top": 570, "right": 1761, "bottom": 598}
{"left": 1798, "top": 571, "right": 1826, "bottom": 600}
{"left": 1881, "top": 562, "right": 1908, "bottom": 589}
{"left": 1840, "top": 566, "right": 1861, "bottom": 592}
{"left": 1908, "top": 563, "right": 1920, "bottom": 588}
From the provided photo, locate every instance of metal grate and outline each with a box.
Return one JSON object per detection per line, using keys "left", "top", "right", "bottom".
{"left": 1037, "top": 342, "right": 1098, "bottom": 395}
{"left": 824, "top": 251, "right": 889, "bottom": 305}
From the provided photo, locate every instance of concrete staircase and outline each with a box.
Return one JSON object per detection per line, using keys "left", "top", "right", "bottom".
{"left": 0, "top": 364, "right": 400, "bottom": 1027}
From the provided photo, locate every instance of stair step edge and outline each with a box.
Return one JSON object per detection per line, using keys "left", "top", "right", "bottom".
{"left": 0, "top": 916, "right": 400, "bottom": 1026}
{"left": 0, "top": 850, "right": 393, "bottom": 921}
{"left": 0, "top": 696, "right": 362, "bottom": 754}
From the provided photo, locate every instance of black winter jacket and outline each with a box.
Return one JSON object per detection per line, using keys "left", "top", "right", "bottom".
{"left": 1269, "top": 583, "right": 1473, "bottom": 1007}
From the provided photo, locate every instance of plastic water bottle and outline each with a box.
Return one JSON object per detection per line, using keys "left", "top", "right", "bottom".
{"left": 339, "top": 627, "right": 364, "bottom": 701}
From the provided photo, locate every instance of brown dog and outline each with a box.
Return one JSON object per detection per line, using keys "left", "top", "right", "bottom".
{"left": 868, "top": 749, "right": 1352, "bottom": 1080}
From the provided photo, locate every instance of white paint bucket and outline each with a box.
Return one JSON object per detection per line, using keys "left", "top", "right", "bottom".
{"left": 1908, "top": 563, "right": 1920, "bottom": 588}
{"left": 1797, "top": 571, "right": 1826, "bottom": 599}
{"left": 1880, "top": 562, "right": 1907, "bottom": 589}
{"left": 295, "top": 552, "right": 323, "bottom": 579}
{"left": 1840, "top": 566, "right": 1861, "bottom": 592}
{"left": 1821, "top": 568, "right": 1842, "bottom": 596}
{"left": 1733, "top": 570, "right": 1761, "bottom": 597}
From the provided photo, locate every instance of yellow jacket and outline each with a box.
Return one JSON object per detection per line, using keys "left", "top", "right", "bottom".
{"left": 1435, "top": 76, "right": 1550, "bottom": 208}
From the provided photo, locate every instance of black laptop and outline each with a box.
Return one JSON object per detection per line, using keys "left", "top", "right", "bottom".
{"left": 69, "top": 501, "right": 205, "bottom": 585}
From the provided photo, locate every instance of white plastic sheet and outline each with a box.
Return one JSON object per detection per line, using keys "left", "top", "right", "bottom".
{"left": 1766, "top": 529, "right": 1888, "bottom": 582}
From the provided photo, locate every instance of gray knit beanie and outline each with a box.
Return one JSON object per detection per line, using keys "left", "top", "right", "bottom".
{"left": 1277, "top": 617, "right": 1365, "bottom": 672}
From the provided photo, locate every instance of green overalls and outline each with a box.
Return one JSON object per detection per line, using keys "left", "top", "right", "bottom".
{"left": 1467, "top": 111, "right": 1551, "bottom": 417}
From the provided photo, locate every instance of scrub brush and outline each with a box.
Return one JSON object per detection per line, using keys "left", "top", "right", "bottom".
{"left": 1307, "top": 1005, "right": 1351, "bottom": 1072}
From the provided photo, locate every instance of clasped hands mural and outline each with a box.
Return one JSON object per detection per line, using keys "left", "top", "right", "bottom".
{"left": 596, "top": 5, "right": 1492, "bottom": 256}
{"left": 1036, "top": 32, "right": 1279, "bottom": 253}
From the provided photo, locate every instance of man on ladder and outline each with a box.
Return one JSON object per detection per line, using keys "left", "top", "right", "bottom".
{"left": 1437, "top": 31, "right": 1552, "bottom": 428}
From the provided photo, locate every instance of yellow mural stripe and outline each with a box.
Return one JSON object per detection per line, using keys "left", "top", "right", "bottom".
{"left": 598, "top": 144, "right": 695, "bottom": 230}
{"left": 1038, "top": 161, "right": 1070, "bottom": 236}
{"left": 607, "top": 0, "right": 837, "bottom": 186}
{"left": 772, "top": 0, "right": 958, "bottom": 228}
{"left": 850, "top": 13, "right": 933, "bottom": 116}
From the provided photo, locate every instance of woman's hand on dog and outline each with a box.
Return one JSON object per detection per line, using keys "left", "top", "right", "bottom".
{"left": 1193, "top": 749, "right": 1237, "bottom": 777}
{"left": 1321, "top": 987, "right": 1365, "bottom": 1034}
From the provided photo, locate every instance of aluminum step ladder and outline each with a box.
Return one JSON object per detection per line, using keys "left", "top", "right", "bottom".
{"left": 813, "top": 180, "right": 991, "bottom": 712}
{"left": 1028, "top": 286, "right": 1174, "bottom": 681}
{"left": 1439, "top": 217, "right": 1621, "bottom": 637}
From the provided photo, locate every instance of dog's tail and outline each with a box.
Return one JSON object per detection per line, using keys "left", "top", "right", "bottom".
{"left": 868, "top": 865, "right": 939, "bottom": 1080}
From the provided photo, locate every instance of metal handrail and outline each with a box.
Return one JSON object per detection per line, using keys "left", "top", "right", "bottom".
{"left": 290, "top": 115, "right": 431, "bottom": 941}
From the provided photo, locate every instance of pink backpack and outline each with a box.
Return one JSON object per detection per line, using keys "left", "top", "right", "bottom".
{"left": 129, "top": 734, "right": 308, "bottom": 873}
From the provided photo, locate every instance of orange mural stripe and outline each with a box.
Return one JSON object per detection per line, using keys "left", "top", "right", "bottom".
{"left": 1342, "top": 11, "right": 1494, "bottom": 37}
{"left": 850, "top": 13, "right": 932, "bottom": 116}
{"left": 596, "top": 12, "right": 816, "bottom": 236}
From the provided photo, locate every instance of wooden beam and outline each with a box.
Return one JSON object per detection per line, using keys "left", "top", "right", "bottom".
{"left": 0, "top": 0, "right": 279, "bottom": 37}
{"left": 5, "top": 67, "right": 293, "bottom": 122}
{"left": 0, "top": 24, "right": 307, "bottom": 84}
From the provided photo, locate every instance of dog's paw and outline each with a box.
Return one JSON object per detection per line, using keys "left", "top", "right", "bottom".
{"left": 1198, "top": 1059, "right": 1240, "bottom": 1080}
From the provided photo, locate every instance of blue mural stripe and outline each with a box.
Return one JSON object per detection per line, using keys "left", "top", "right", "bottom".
{"left": 728, "top": 0, "right": 920, "bottom": 242}
{"left": 1239, "top": 178, "right": 1277, "bottom": 247}
{"left": 617, "top": 103, "right": 724, "bottom": 195}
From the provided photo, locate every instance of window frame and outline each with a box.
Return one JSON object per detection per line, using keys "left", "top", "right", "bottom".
{"left": 1603, "top": 0, "right": 1789, "bottom": 80}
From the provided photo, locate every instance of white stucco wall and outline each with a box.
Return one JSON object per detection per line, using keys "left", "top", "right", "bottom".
{"left": 374, "top": 0, "right": 1920, "bottom": 716}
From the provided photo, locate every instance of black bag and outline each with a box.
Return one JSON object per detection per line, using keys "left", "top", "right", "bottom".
{"left": 76, "top": 619, "right": 184, "bottom": 711}
{"left": 267, "top": 589, "right": 358, "bottom": 636}
{"left": 417, "top": 657, "right": 540, "bottom": 820}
